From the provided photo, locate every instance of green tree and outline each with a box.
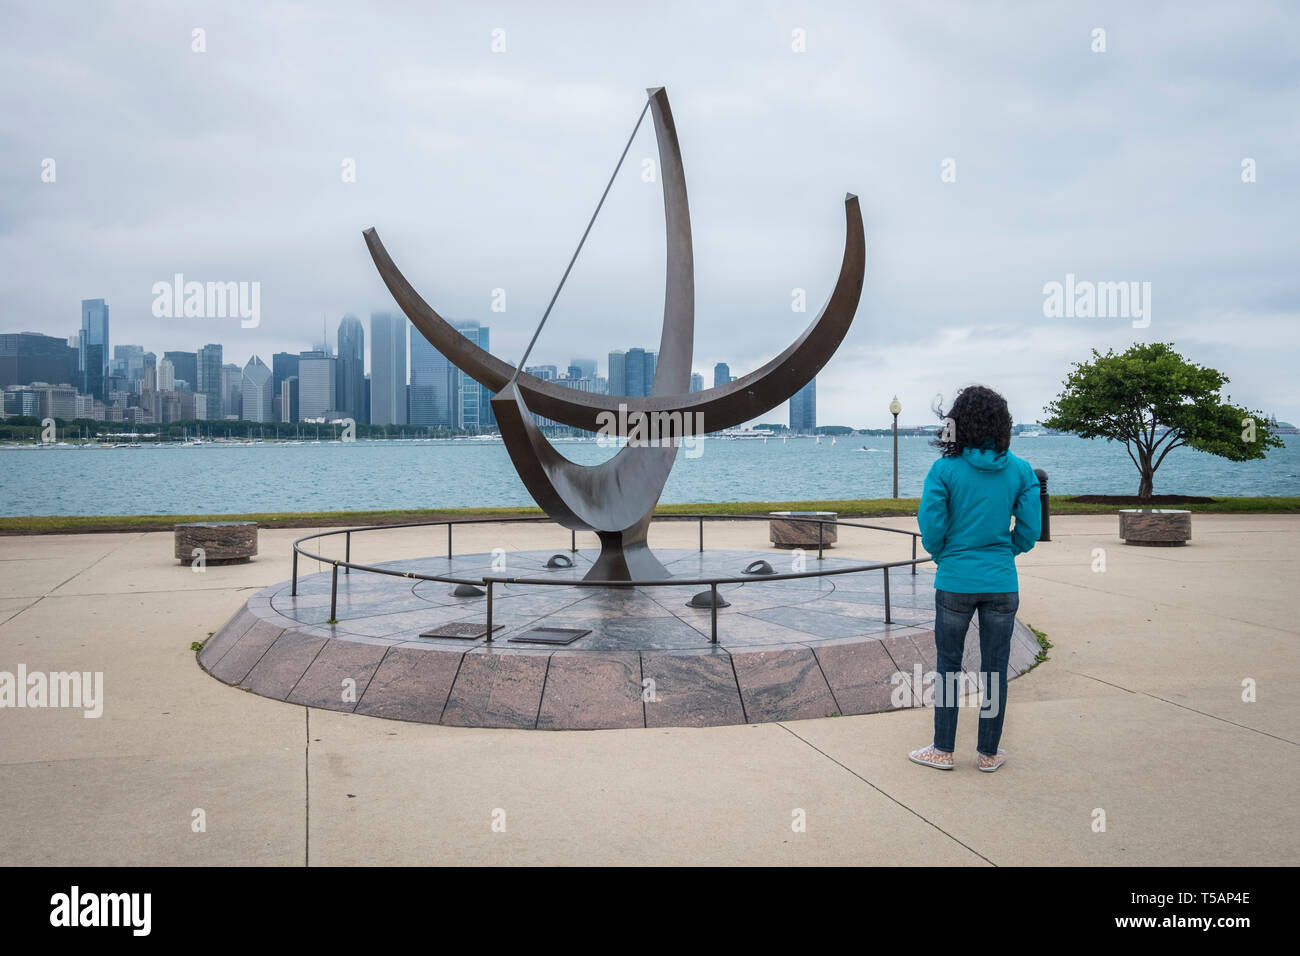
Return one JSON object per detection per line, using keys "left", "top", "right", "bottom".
{"left": 1042, "top": 343, "right": 1280, "bottom": 500}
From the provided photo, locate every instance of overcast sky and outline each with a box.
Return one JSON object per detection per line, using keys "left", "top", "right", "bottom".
{"left": 2, "top": 0, "right": 1296, "bottom": 427}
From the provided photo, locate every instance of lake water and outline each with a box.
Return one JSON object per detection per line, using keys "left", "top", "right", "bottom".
{"left": 1, "top": 434, "right": 1297, "bottom": 517}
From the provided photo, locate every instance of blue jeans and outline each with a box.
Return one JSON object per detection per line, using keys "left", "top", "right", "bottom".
{"left": 931, "top": 589, "right": 1019, "bottom": 756}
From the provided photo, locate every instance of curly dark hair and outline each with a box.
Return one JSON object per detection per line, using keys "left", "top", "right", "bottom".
{"left": 931, "top": 385, "right": 1012, "bottom": 457}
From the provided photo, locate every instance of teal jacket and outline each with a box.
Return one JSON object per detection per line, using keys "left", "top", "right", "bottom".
{"left": 918, "top": 447, "right": 1041, "bottom": 593}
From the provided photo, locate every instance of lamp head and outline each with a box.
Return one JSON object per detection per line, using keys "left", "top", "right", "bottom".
{"left": 889, "top": 396, "right": 902, "bottom": 417}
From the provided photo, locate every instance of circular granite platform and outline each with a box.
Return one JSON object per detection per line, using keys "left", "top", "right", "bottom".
{"left": 198, "top": 548, "right": 1040, "bottom": 730}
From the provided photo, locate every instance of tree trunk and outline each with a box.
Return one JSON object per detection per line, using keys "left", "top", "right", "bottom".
{"left": 1136, "top": 443, "right": 1154, "bottom": 501}
{"left": 1138, "top": 469, "right": 1154, "bottom": 501}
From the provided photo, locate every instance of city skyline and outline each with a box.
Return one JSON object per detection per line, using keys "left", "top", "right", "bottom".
{"left": 8, "top": 302, "right": 844, "bottom": 427}
{"left": 7, "top": 4, "right": 1294, "bottom": 426}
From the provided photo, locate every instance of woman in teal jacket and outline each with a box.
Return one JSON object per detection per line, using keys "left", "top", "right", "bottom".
{"left": 909, "top": 385, "right": 1040, "bottom": 772}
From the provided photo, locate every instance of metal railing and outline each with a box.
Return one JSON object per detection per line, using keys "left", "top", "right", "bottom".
{"left": 291, "top": 513, "right": 931, "bottom": 645}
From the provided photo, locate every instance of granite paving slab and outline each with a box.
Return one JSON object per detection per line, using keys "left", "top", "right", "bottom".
{"left": 730, "top": 647, "right": 839, "bottom": 721}
{"left": 641, "top": 650, "right": 746, "bottom": 728}
{"left": 536, "top": 651, "right": 643, "bottom": 730}
{"left": 440, "top": 650, "right": 550, "bottom": 729}
{"left": 354, "top": 646, "right": 464, "bottom": 723}
{"left": 286, "top": 640, "right": 388, "bottom": 711}
{"left": 241, "top": 630, "right": 327, "bottom": 699}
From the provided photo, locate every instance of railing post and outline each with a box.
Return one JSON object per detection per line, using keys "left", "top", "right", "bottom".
{"left": 699, "top": 518, "right": 703, "bottom": 553}
{"left": 485, "top": 580, "right": 494, "bottom": 641}
{"left": 818, "top": 521, "right": 824, "bottom": 561}
{"left": 710, "top": 583, "right": 718, "bottom": 643}
{"left": 571, "top": 529, "right": 577, "bottom": 553}
{"left": 345, "top": 531, "right": 351, "bottom": 575}
{"left": 291, "top": 548, "right": 298, "bottom": 596}
{"left": 447, "top": 521, "right": 453, "bottom": 560}
{"left": 329, "top": 562, "right": 339, "bottom": 622}
{"left": 911, "top": 536, "right": 917, "bottom": 575}
{"left": 1034, "top": 468, "right": 1051, "bottom": 542}
{"left": 883, "top": 566, "right": 891, "bottom": 624}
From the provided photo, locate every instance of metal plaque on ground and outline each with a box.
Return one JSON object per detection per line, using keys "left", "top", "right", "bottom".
{"left": 419, "top": 623, "right": 504, "bottom": 640}
{"left": 508, "top": 626, "right": 591, "bottom": 645}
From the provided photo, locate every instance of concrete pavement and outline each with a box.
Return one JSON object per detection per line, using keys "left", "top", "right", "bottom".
{"left": 0, "top": 515, "right": 1296, "bottom": 865}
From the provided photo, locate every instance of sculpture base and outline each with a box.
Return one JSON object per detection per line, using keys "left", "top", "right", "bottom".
{"left": 198, "top": 548, "right": 1042, "bottom": 730}
{"left": 586, "top": 530, "right": 671, "bottom": 583}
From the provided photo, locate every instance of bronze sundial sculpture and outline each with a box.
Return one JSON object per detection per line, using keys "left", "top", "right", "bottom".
{"left": 364, "top": 87, "right": 865, "bottom": 582}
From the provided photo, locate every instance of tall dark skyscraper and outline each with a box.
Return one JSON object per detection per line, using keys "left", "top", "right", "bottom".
{"left": 336, "top": 315, "right": 366, "bottom": 423}
{"left": 624, "top": 348, "right": 656, "bottom": 398}
{"left": 163, "top": 351, "right": 197, "bottom": 390}
{"left": 80, "top": 299, "right": 109, "bottom": 398}
{"left": 272, "top": 352, "right": 299, "bottom": 402}
{"left": 83, "top": 345, "right": 104, "bottom": 402}
{"left": 789, "top": 378, "right": 817, "bottom": 433}
{"left": 0, "top": 332, "right": 78, "bottom": 388}
{"left": 713, "top": 362, "right": 732, "bottom": 387}
{"left": 196, "top": 343, "right": 223, "bottom": 420}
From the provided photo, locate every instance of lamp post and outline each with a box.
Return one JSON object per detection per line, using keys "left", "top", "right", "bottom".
{"left": 889, "top": 396, "right": 901, "bottom": 498}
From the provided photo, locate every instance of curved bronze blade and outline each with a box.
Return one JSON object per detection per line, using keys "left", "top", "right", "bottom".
{"left": 362, "top": 195, "right": 864, "bottom": 435}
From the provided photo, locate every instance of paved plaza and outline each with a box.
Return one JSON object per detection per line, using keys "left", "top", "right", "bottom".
{"left": 1, "top": 515, "right": 1296, "bottom": 865}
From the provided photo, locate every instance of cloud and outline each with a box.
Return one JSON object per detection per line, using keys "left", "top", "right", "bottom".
{"left": 1, "top": 0, "right": 1296, "bottom": 425}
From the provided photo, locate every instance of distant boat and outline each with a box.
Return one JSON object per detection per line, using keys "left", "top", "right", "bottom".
{"left": 831, "top": 437, "right": 837, "bottom": 445}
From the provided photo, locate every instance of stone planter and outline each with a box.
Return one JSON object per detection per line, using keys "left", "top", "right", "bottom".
{"left": 769, "top": 511, "right": 837, "bottom": 549}
{"left": 175, "top": 521, "right": 259, "bottom": 565}
{"left": 1118, "top": 509, "right": 1191, "bottom": 547}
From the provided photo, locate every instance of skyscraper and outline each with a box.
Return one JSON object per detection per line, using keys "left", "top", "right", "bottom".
{"left": 607, "top": 350, "right": 626, "bottom": 396}
{"left": 690, "top": 372, "right": 704, "bottom": 393}
{"left": 164, "top": 351, "right": 197, "bottom": 391}
{"left": 453, "top": 321, "right": 493, "bottom": 431}
{"left": 624, "top": 348, "right": 656, "bottom": 398}
{"left": 278, "top": 376, "right": 299, "bottom": 423}
{"left": 221, "top": 363, "right": 243, "bottom": 420}
{"left": 272, "top": 352, "right": 299, "bottom": 408}
{"left": 336, "top": 315, "right": 366, "bottom": 423}
{"left": 571, "top": 358, "right": 597, "bottom": 379}
{"left": 714, "top": 362, "right": 732, "bottom": 387}
{"left": 369, "top": 312, "right": 407, "bottom": 426}
{"left": 0, "top": 332, "right": 78, "bottom": 388}
{"left": 297, "top": 350, "right": 337, "bottom": 420}
{"left": 196, "top": 344, "right": 222, "bottom": 420}
{"left": 80, "top": 299, "right": 110, "bottom": 399}
{"left": 114, "top": 345, "right": 145, "bottom": 392}
{"left": 409, "top": 327, "right": 458, "bottom": 429}
{"left": 790, "top": 378, "right": 817, "bottom": 433}
{"left": 157, "top": 358, "right": 175, "bottom": 392}
{"left": 241, "top": 355, "right": 274, "bottom": 423}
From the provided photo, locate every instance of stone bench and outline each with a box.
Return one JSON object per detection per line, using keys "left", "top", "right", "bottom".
{"left": 175, "top": 521, "right": 259, "bottom": 566}
{"left": 769, "top": 511, "right": 837, "bottom": 549}
{"left": 1119, "top": 509, "right": 1191, "bottom": 547}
